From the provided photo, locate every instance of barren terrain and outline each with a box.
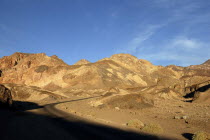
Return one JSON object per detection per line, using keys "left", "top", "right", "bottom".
{"left": 55, "top": 92, "right": 210, "bottom": 140}
{"left": 0, "top": 52, "right": 210, "bottom": 140}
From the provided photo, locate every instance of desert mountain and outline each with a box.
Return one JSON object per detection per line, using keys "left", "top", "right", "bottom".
{"left": 0, "top": 52, "right": 209, "bottom": 102}
{"left": 0, "top": 53, "right": 158, "bottom": 90}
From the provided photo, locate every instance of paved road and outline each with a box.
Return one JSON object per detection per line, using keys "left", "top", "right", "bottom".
{"left": 0, "top": 97, "right": 173, "bottom": 140}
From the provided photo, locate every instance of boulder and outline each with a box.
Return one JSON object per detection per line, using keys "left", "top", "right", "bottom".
{"left": 0, "top": 84, "right": 13, "bottom": 107}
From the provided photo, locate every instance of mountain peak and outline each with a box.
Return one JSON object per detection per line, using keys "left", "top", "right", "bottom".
{"left": 0, "top": 52, "right": 67, "bottom": 70}
{"left": 202, "top": 59, "right": 210, "bottom": 65}
{"left": 110, "top": 53, "right": 138, "bottom": 60}
{"left": 110, "top": 53, "right": 139, "bottom": 65}
{"left": 139, "top": 59, "right": 153, "bottom": 65}
{"left": 74, "top": 59, "right": 90, "bottom": 65}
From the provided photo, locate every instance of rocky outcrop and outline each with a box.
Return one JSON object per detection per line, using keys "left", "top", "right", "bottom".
{"left": 0, "top": 52, "right": 69, "bottom": 88}
{"left": 4, "top": 83, "right": 64, "bottom": 101}
{"left": 0, "top": 52, "right": 30, "bottom": 70}
{"left": 0, "top": 84, "right": 12, "bottom": 107}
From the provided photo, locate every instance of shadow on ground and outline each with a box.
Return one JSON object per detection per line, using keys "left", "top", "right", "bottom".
{"left": 12, "top": 100, "right": 43, "bottom": 111}
{"left": 182, "top": 133, "right": 193, "bottom": 140}
{"left": 0, "top": 100, "right": 173, "bottom": 140}
{"left": 184, "top": 83, "right": 210, "bottom": 99}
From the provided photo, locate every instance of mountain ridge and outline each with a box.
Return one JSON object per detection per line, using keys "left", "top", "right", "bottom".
{"left": 0, "top": 52, "right": 209, "bottom": 93}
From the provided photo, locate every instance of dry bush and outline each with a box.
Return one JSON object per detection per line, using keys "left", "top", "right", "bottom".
{"left": 127, "top": 119, "right": 144, "bottom": 129}
{"left": 141, "top": 123, "right": 164, "bottom": 134}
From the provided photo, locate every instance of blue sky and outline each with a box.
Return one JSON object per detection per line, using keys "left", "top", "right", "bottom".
{"left": 0, "top": 0, "right": 210, "bottom": 66}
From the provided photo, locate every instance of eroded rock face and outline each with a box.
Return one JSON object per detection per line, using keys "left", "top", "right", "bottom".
{"left": 0, "top": 52, "right": 30, "bottom": 70}
{"left": 0, "top": 84, "right": 13, "bottom": 107}
{"left": 0, "top": 52, "right": 69, "bottom": 88}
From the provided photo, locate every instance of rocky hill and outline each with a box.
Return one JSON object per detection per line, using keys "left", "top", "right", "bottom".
{"left": 0, "top": 52, "right": 209, "bottom": 100}
{"left": 0, "top": 52, "right": 68, "bottom": 89}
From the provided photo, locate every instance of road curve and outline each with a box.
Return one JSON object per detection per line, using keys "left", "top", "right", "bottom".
{"left": 0, "top": 96, "right": 173, "bottom": 140}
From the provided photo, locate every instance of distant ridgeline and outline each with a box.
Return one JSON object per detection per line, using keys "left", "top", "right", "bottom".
{"left": 0, "top": 52, "right": 209, "bottom": 99}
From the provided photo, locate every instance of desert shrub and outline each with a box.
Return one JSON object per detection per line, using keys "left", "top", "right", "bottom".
{"left": 127, "top": 119, "right": 144, "bottom": 129}
{"left": 141, "top": 123, "right": 164, "bottom": 134}
{"left": 35, "top": 65, "right": 49, "bottom": 73}
{"left": 192, "top": 131, "right": 210, "bottom": 140}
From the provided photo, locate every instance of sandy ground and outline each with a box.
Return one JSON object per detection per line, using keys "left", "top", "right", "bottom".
{"left": 56, "top": 94, "right": 210, "bottom": 140}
